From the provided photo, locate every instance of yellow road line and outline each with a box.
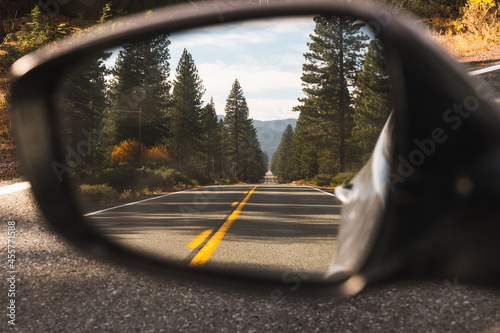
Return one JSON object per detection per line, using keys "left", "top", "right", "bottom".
{"left": 189, "top": 185, "right": 258, "bottom": 267}
{"left": 231, "top": 202, "right": 238, "bottom": 207}
{"left": 187, "top": 230, "right": 213, "bottom": 248}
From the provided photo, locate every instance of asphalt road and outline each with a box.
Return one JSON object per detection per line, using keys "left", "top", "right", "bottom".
{"left": 2, "top": 180, "right": 500, "bottom": 332}
{"left": 263, "top": 171, "right": 278, "bottom": 185}
{"left": 85, "top": 184, "right": 340, "bottom": 279}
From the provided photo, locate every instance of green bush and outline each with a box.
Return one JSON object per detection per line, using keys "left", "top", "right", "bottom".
{"left": 313, "top": 180, "right": 330, "bottom": 187}
{"left": 99, "top": 165, "right": 138, "bottom": 191}
{"left": 330, "top": 172, "right": 356, "bottom": 187}
{"left": 79, "top": 184, "right": 118, "bottom": 204}
{"left": 134, "top": 167, "right": 178, "bottom": 191}
{"left": 0, "top": 6, "right": 72, "bottom": 71}
{"left": 312, "top": 174, "right": 331, "bottom": 187}
{"left": 73, "top": 163, "right": 200, "bottom": 197}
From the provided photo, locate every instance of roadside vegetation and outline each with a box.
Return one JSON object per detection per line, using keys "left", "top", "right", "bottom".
{"left": 423, "top": 0, "right": 499, "bottom": 58}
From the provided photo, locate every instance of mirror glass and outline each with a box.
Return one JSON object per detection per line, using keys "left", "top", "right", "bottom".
{"left": 54, "top": 15, "right": 391, "bottom": 281}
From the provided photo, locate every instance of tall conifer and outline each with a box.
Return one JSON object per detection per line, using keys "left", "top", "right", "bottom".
{"left": 293, "top": 16, "right": 368, "bottom": 174}
{"left": 353, "top": 39, "right": 391, "bottom": 164}
{"left": 169, "top": 49, "right": 205, "bottom": 170}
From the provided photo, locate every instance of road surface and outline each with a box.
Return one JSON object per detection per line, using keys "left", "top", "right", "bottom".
{"left": 262, "top": 171, "right": 278, "bottom": 184}
{"left": 86, "top": 184, "right": 340, "bottom": 279}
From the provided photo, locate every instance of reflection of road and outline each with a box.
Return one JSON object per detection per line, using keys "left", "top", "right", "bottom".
{"left": 86, "top": 185, "right": 340, "bottom": 277}
{"left": 262, "top": 170, "right": 278, "bottom": 184}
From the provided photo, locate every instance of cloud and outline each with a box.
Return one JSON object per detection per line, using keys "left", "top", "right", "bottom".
{"left": 170, "top": 16, "right": 315, "bottom": 57}
{"left": 246, "top": 98, "right": 300, "bottom": 121}
{"left": 198, "top": 62, "right": 301, "bottom": 94}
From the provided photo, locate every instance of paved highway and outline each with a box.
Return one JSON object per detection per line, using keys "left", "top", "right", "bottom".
{"left": 262, "top": 170, "right": 278, "bottom": 184}
{"left": 86, "top": 184, "right": 340, "bottom": 279}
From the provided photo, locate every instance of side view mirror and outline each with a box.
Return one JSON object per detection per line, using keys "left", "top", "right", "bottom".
{"left": 9, "top": 0, "right": 500, "bottom": 296}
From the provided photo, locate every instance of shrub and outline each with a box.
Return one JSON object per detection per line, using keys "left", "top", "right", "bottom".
{"left": 330, "top": 172, "right": 356, "bottom": 187}
{"left": 79, "top": 184, "right": 118, "bottom": 204}
{"left": 110, "top": 138, "right": 146, "bottom": 165}
{"left": 0, "top": 6, "right": 73, "bottom": 71}
{"left": 228, "top": 175, "right": 240, "bottom": 184}
{"left": 99, "top": 165, "right": 138, "bottom": 191}
{"left": 145, "top": 145, "right": 171, "bottom": 165}
{"left": 0, "top": 102, "right": 10, "bottom": 140}
{"left": 134, "top": 167, "right": 177, "bottom": 191}
{"left": 440, "top": 0, "right": 500, "bottom": 57}
{"left": 312, "top": 174, "right": 331, "bottom": 187}
{"left": 460, "top": 0, "right": 498, "bottom": 35}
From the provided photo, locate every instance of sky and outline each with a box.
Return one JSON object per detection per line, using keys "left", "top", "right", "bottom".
{"left": 168, "top": 17, "right": 316, "bottom": 121}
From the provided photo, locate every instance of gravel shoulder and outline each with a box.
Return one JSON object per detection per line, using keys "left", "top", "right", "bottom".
{"left": 2, "top": 189, "right": 500, "bottom": 332}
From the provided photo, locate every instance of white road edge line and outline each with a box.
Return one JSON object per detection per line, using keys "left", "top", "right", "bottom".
{"left": 0, "top": 181, "right": 31, "bottom": 196}
{"left": 308, "top": 186, "right": 336, "bottom": 197}
{"left": 84, "top": 186, "right": 203, "bottom": 216}
{"left": 84, "top": 185, "right": 250, "bottom": 216}
{"left": 469, "top": 64, "right": 500, "bottom": 76}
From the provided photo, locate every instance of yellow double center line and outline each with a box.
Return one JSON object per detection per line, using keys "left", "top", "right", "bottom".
{"left": 189, "top": 185, "right": 258, "bottom": 267}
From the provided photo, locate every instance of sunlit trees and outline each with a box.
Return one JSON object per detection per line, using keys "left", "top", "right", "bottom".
{"left": 293, "top": 15, "right": 369, "bottom": 175}
{"left": 110, "top": 138, "right": 146, "bottom": 165}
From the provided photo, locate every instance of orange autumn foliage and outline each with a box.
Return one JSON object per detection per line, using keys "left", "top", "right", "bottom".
{"left": 145, "top": 145, "right": 171, "bottom": 165}
{"left": 110, "top": 139, "right": 171, "bottom": 165}
{"left": 110, "top": 138, "right": 146, "bottom": 165}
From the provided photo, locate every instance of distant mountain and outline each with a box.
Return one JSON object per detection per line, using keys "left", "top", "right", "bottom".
{"left": 253, "top": 119, "right": 297, "bottom": 160}
{"left": 216, "top": 115, "right": 297, "bottom": 160}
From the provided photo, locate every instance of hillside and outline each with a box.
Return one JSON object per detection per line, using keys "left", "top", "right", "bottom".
{"left": 253, "top": 119, "right": 297, "bottom": 160}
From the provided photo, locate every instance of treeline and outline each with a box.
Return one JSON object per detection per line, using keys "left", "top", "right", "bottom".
{"left": 271, "top": 16, "right": 390, "bottom": 184}
{"left": 0, "top": 0, "right": 477, "bottom": 57}
{"left": 0, "top": 0, "right": 471, "bottom": 22}
{"left": 59, "top": 37, "right": 267, "bottom": 185}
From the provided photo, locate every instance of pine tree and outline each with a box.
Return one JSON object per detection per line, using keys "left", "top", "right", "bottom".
{"left": 223, "top": 79, "right": 250, "bottom": 178}
{"left": 270, "top": 151, "right": 277, "bottom": 173}
{"left": 223, "top": 79, "right": 265, "bottom": 183}
{"left": 109, "top": 34, "right": 171, "bottom": 148}
{"left": 169, "top": 49, "right": 205, "bottom": 170}
{"left": 274, "top": 124, "right": 294, "bottom": 182}
{"left": 352, "top": 39, "right": 391, "bottom": 165}
{"left": 262, "top": 151, "right": 269, "bottom": 172}
{"left": 287, "top": 115, "right": 318, "bottom": 180}
{"left": 294, "top": 15, "right": 369, "bottom": 175}
{"left": 59, "top": 51, "right": 111, "bottom": 167}
{"left": 200, "top": 97, "right": 223, "bottom": 179}
{"left": 240, "top": 125, "right": 267, "bottom": 183}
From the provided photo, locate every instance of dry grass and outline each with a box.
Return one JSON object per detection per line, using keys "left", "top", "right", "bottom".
{"left": 430, "top": 0, "right": 500, "bottom": 58}
{"left": 434, "top": 32, "right": 500, "bottom": 58}
{"left": 0, "top": 138, "right": 21, "bottom": 180}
